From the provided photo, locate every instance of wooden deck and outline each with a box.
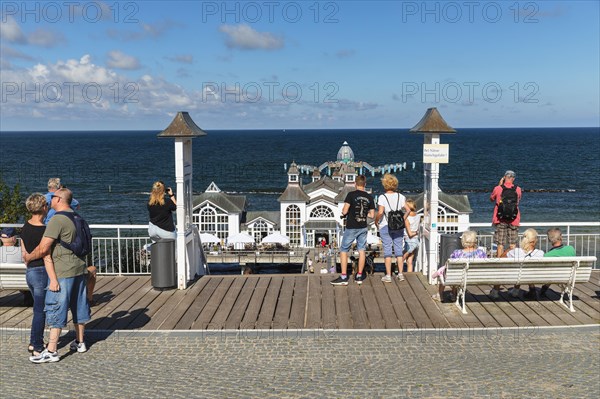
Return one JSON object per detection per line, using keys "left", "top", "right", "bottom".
{"left": 1, "top": 271, "right": 599, "bottom": 331}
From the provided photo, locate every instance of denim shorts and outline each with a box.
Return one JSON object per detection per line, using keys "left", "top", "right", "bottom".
{"left": 340, "top": 228, "right": 368, "bottom": 253}
{"left": 45, "top": 274, "right": 91, "bottom": 328}
{"left": 380, "top": 225, "right": 404, "bottom": 258}
{"left": 404, "top": 236, "right": 420, "bottom": 254}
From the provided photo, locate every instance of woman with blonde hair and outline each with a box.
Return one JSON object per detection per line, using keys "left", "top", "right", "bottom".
{"left": 20, "top": 193, "right": 53, "bottom": 360}
{"left": 506, "top": 228, "right": 544, "bottom": 299}
{"left": 374, "top": 173, "right": 410, "bottom": 283}
{"left": 147, "top": 181, "right": 177, "bottom": 241}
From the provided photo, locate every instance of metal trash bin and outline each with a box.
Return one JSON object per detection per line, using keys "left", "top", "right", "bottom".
{"left": 150, "top": 238, "right": 176, "bottom": 290}
{"left": 439, "top": 233, "right": 462, "bottom": 267}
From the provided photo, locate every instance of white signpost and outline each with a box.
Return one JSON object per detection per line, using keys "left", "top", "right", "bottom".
{"left": 410, "top": 108, "right": 456, "bottom": 283}
{"left": 158, "top": 112, "right": 207, "bottom": 289}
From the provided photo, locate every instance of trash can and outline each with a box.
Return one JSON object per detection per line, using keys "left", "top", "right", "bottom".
{"left": 439, "top": 233, "right": 462, "bottom": 267}
{"left": 150, "top": 238, "right": 176, "bottom": 290}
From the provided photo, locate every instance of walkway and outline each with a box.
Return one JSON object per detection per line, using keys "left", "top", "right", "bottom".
{"left": 1, "top": 327, "right": 599, "bottom": 398}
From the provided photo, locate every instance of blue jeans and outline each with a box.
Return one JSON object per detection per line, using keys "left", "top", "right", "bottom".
{"left": 340, "top": 228, "right": 368, "bottom": 253}
{"left": 380, "top": 225, "right": 404, "bottom": 258}
{"left": 26, "top": 266, "right": 48, "bottom": 352}
{"left": 148, "top": 222, "right": 176, "bottom": 242}
{"left": 45, "top": 275, "right": 90, "bottom": 329}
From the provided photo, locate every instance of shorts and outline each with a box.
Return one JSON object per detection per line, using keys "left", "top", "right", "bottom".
{"left": 494, "top": 223, "right": 519, "bottom": 248}
{"left": 45, "top": 274, "right": 91, "bottom": 328}
{"left": 404, "top": 236, "right": 420, "bottom": 254}
{"left": 380, "top": 225, "right": 404, "bottom": 258}
{"left": 340, "top": 228, "right": 368, "bottom": 253}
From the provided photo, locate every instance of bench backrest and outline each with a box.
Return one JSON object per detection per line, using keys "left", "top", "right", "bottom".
{"left": 0, "top": 262, "right": 27, "bottom": 290}
{"left": 444, "top": 256, "right": 596, "bottom": 286}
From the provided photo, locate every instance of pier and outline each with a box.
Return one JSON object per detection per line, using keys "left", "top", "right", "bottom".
{"left": 2, "top": 271, "right": 598, "bottom": 331}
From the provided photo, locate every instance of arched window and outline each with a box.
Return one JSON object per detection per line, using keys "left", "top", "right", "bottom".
{"left": 251, "top": 220, "right": 270, "bottom": 243}
{"left": 286, "top": 205, "right": 301, "bottom": 246}
{"left": 196, "top": 205, "right": 229, "bottom": 240}
{"left": 437, "top": 206, "right": 458, "bottom": 233}
{"left": 310, "top": 205, "right": 334, "bottom": 218}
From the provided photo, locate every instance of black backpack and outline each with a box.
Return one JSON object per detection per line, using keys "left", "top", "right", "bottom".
{"left": 55, "top": 211, "right": 93, "bottom": 257}
{"left": 383, "top": 194, "right": 405, "bottom": 231}
{"left": 496, "top": 184, "right": 519, "bottom": 222}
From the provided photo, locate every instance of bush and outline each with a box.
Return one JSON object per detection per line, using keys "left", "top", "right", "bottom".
{"left": 0, "top": 175, "right": 27, "bottom": 223}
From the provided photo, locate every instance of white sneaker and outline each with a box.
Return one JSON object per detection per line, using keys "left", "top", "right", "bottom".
{"left": 397, "top": 273, "right": 405, "bottom": 281}
{"left": 489, "top": 289, "right": 500, "bottom": 300}
{"left": 30, "top": 349, "right": 60, "bottom": 363}
{"left": 381, "top": 275, "right": 392, "bottom": 283}
{"left": 69, "top": 340, "right": 87, "bottom": 353}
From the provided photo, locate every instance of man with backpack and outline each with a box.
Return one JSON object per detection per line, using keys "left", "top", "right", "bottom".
{"left": 490, "top": 170, "right": 522, "bottom": 257}
{"left": 23, "top": 188, "right": 91, "bottom": 363}
{"left": 331, "top": 175, "right": 375, "bottom": 286}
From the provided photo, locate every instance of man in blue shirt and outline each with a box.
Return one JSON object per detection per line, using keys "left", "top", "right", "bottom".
{"left": 44, "top": 177, "right": 79, "bottom": 224}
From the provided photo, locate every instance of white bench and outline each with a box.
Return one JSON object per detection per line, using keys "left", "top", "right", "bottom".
{"left": 442, "top": 256, "right": 596, "bottom": 314}
{"left": 0, "top": 246, "right": 28, "bottom": 290}
{"left": 0, "top": 262, "right": 28, "bottom": 290}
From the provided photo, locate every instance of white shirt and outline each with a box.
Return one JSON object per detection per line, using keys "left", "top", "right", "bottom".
{"left": 507, "top": 248, "right": 544, "bottom": 260}
{"left": 405, "top": 213, "right": 421, "bottom": 236}
{"left": 377, "top": 192, "right": 406, "bottom": 228}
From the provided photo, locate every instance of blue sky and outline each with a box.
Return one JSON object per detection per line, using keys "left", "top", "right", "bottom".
{"left": 1, "top": 0, "right": 598, "bottom": 130}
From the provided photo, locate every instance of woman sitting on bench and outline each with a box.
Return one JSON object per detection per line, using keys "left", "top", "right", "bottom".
{"left": 432, "top": 231, "right": 487, "bottom": 302}
{"left": 506, "top": 228, "right": 544, "bottom": 298}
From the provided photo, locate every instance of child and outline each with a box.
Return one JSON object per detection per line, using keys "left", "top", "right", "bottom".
{"left": 401, "top": 199, "right": 420, "bottom": 273}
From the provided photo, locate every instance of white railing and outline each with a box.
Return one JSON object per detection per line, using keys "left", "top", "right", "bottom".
{"left": 2, "top": 221, "right": 599, "bottom": 274}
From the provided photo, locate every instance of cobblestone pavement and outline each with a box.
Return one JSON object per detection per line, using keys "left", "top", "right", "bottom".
{"left": 1, "top": 327, "right": 599, "bottom": 398}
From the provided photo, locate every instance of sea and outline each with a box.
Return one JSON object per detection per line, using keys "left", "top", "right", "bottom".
{"left": 1, "top": 128, "right": 599, "bottom": 225}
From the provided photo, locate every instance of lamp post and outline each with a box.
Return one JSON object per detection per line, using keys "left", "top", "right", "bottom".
{"left": 409, "top": 108, "right": 456, "bottom": 283}
{"left": 158, "top": 112, "right": 207, "bottom": 289}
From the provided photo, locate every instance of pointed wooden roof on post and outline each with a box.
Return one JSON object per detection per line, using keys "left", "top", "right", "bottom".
{"left": 409, "top": 107, "right": 456, "bottom": 134}
{"left": 157, "top": 111, "right": 207, "bottom": 138}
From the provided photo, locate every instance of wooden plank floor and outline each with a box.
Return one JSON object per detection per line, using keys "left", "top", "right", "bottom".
{"left": 1, "top": 271, "right": 599, "bottom": 331}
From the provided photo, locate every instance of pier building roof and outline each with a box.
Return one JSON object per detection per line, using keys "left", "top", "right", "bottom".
{"left": 193, "top": 183, "right": 246, "bottom": 213}
{"left": 303, "top": 176, "right": 343, "bottom": 195}
{"left": 244, "top": 211, "right": 280, "bottom": 228}
{"left": 278, "top": 186, "right": 310, "bottom": 202}
{"left": 337, "top": 141, "right": 354, "bottom": 162}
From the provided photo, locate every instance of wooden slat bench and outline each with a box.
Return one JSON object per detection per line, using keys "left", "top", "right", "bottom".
{"left": 442, "top": 256, "right": 597, "bottom": 314}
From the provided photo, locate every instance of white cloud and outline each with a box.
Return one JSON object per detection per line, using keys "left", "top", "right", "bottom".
{"left": 0, "top": 16, "right": 64, "bottom": 47}
{"left": 219, "top": 24, "right": 284, "bottom": 50}
{"left": 1, "top": 45, "right": 35, "bottom": 61}
{"left": 0, "top": 53, "right": 378, "bottom": 128}
{"left": 106, "top": 50, "right": 141, "bottom": 70}
{"left": 106, "top": 20, "right": 179, "bottom": 41}
{"left": 165, "top": 54, "right": 194, "bottom": 64}
{"left": 27, "top": 28, "right": 66, "bottom": 48}
{"left": 0, "top": 16, "right": 27, "bottom": 44}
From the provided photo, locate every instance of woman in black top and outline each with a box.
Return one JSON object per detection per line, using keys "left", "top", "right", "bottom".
{"left": 20, "top": 193, "right": 53, "bottom": 358}
{"left": 147, "top": 181, "right": 177, "bottom": 241}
